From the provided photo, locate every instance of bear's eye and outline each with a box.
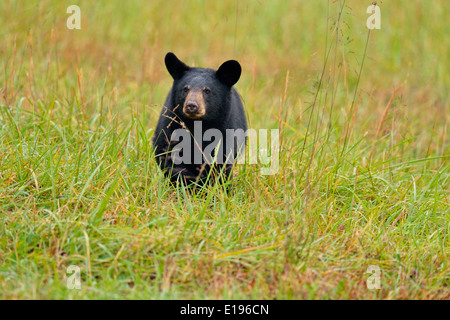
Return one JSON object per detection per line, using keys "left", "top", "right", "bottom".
{"left": 203, "top": 88, "right": 211, "bottom": 95}
{"left": 183, "top": 86, "right": 190, "bottom": 93}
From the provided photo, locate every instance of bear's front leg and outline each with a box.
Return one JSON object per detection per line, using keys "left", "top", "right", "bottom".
{"left": 155, "top": 136, "right": 181, "bottom": 171}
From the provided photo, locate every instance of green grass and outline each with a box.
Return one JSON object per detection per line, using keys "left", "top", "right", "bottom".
{"left": 0, "top": 0, "right": 449, "bottom": 299}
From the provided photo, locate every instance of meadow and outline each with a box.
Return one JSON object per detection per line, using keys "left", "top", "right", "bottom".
{"left": 0, "top": 0, "right": 448, "bottom": 299}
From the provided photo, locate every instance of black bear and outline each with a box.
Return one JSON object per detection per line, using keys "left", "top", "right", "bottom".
{"left": 153, "top": 52, "right": 247, "bottom": 186}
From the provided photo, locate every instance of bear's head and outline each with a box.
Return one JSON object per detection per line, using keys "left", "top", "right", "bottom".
{"left": 165, "top": 52, "right": 241, "bottom": 121}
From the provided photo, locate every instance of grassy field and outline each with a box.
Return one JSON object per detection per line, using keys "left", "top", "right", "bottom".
{"left": 0, "top": 0, "right": 448, "bottom": 299}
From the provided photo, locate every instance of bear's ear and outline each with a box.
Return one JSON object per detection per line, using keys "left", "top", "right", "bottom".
{"left": 165, "top": 52, "right": 190, "bottom": 80}
{"left": 216, "top": 60, "right": 241, "bottom": 87}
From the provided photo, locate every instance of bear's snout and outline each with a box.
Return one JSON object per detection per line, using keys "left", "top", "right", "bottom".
{"left": 185, "top": 101, "right": 199, "bottom": 113}
{"left": 183, "top": 90, "right": 206, "bottom": 119}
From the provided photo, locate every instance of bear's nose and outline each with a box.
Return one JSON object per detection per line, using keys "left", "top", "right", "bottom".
{"left": 185, "top": 101, "right": 199, "bottom": 114}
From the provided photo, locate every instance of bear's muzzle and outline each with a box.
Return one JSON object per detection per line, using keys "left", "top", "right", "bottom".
{"left": 183, "top": 90, "right": 206, "bottom": 119}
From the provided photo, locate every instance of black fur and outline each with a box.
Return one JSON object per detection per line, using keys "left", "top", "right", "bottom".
{"left": 153, "top": 52, "right": 247, "bottom": 186}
